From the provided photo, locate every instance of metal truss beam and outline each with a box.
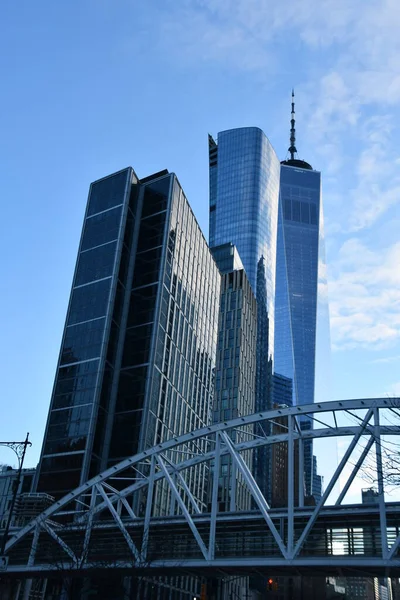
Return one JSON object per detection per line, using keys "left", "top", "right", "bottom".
{"left": 156, "top": 455, "right": 209, "bottom": 560}
{"left": 335, "top": 436, "right": 375, "bottom": 505}
{"left": 4, "top": 397, "right": 400, "bottom": 573}
{"left": 162, "top": 454, "right": 201, "bottom": 515}
{"left": 95, "top": 483, "right": 141, "bottom": 563}
{"left": 219, "top": 430, "right": 288, "bottom": 559}
{"left": 11, "top": 421, "right": 398, "bottom": 556}
{"left": 292, "top": 408, "right": 374, "bottom": 559}
{"left": 141, "top": 455, "right": 155, "bottom": 562}
{"left": 374, "top": 407, "right": 388, "bottom": 558}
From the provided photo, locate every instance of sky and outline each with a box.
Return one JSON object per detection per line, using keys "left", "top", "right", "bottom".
{"left": 1, "top": 0, "right": 399, "bottom": 487}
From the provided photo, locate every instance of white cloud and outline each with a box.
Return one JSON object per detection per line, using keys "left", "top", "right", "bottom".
{"left": 158, "top": 1, "right": 400, "bottom": 232}
{"left": 329, "top": 240, "right": 400, "bottom": 350}
{"left": 372, "top": 355, "right": 400, "bottom": 364}
{"left": 344, "top": 114, "right": 400, "bottom": 231}
{"left": 157, "top": 0, "right": 400, "bottom": 353}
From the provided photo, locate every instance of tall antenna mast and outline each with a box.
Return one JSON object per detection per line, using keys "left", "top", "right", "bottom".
{"left": 288, "top": 89, "right": 297, "bottom": 160}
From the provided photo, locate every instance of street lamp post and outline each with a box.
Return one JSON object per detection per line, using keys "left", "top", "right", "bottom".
{"left": 0, "top": 433, "right": 32, "bottom": 555}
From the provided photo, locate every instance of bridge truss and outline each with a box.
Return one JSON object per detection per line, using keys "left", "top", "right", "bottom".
{"left": 4, "top": 398, "right": 400, "bottom": 578}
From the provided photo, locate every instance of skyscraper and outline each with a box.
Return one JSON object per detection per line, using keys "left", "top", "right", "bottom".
{"left": 209, "top": 128, "right": 281, "bottom": 506}
{"left": 211, "top": 242, "right": 257, "bottom": 512}
{"left": 209, "top": 128, "right": 280, "bottom": 356}
{"left": 35, "top": 168, "right": 221, "bottom": 510}
{"left": 274, "top": 92, "right": 322, "bottom": 494}
{"left": 209, "top": 98, "right": 324, "bottom": 498}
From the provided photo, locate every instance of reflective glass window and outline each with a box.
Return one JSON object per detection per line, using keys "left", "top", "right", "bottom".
{"left": 41, "top": 454, "right": 84, "bottom": 473}
{"left": 81, "top": 206, "right": 122, "bottom": 251}
{"left": 128, "top": 284, "right": 158, "bottom": 327}
{"left": 310, "top": 203, "right": 317, "bottom": 225}
{"left": 52, "top": 360, "right": 99, "bottom": 409}
{"left": 68, "top": 278, "right": 111, "bottom": 325}
{"left": 292, "top": 200, "right": 301, "bottom": 222}
{"left": 136, "top": 212, "right": 166, "bottom": 253}
{"left": 43, "top": 433, "right": 87, "bottom": 455}
{"left": 133, "top": 246, "right": 163, "bottom": 287}
{"left": 122, "top": 323, "right": 153, "bottom": 367}
{"left": 87, "top": 169, "right": 129, "bottom": 216}
{"left": 60, "top": 318, "right": 105, "bottom": 365}
{"left": 109, "top": 410, "right": 143, "bottom": 459}
{"left": 56, "top": 359, "right": 99, "bottom": 384}
{"left": 47, "top": 404, "right": 91, "bottom": 435}
{"left": 75, "top": 241, "right": 117, "bottom": 286}
{"left": 38, "top": 463, "right": 83, "bottom": 497}
{"left": 301, "top": 201, "right": 310, "bottom": 224}
{"left": 142, "top": 177, "right": 170, "bottom": 217}
{"left": 115, "top": 366, "right": 148, "bottom": 412}
{"left": 284, "top": 198, "right": 292, "bottom": 220}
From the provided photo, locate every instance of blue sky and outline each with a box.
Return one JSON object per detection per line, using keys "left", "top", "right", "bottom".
{"left": 1, "top": 0, "right": 399, "bottom": 472}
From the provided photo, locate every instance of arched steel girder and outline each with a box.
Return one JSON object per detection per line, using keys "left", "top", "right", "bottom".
{"left": 4, "top": 397, "right": 400, "bottom": 567}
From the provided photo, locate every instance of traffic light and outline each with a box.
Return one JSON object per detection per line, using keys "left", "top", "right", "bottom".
{"left": 267, "top": 578, "right": 278, "bottom": 592}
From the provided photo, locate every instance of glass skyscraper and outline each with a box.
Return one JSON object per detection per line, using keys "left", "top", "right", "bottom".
{"left": 209, "top": 105, "right": 324, "bottom": 498}
{"left": 209, "top": 128, "right": 281, "bottom": 507}
{"left": 211, "top": 243, "right": 257, "bottom": 512}
{"left": 209, "top": 128, "right": 281, "bottom": 508}
{"left": 209, "top": 128, "right": 280, "bottom": 356}
{"left": 274, "top": 93, "right": 322, "bottom": 494}
{"left": 274, "top": 162, "right": 321, "bottom": 409}
{"left": 35, "top": 168, "right": 221, "bottom": 512}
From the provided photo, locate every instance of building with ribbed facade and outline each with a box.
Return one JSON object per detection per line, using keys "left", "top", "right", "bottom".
{"left": 211, "top": 243, "right": 257, "bottom": 512}
{"left": 35, "top": 168, "right": 220, "bottom": 522}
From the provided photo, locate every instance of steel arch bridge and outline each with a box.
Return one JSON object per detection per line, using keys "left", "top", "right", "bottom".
{"left": 3, "top": 398, "right": 400, "bottom": 579}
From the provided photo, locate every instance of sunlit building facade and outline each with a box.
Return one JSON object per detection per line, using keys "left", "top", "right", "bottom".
{"left": 209, "top": 127, "right": 280, "bottom": 356}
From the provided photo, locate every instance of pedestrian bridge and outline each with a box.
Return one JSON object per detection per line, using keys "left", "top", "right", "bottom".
{"left": 3, "top": 398, "right": 400, "bottom": 578}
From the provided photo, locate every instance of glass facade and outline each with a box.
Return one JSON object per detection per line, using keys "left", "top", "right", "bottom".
{"left": 211, "top": 243, "right": 257, "bottom": 512}
{"left": 274, "top": 162, "right": 321, "bottom": 494}
{"left": 275, "top": 164, "right": 321, "bottom": 407}
{"left": 36, "top": 168, "right": 137, "bottom": 497}
{"left": 272, "top": 372, "right": 293, "bottom": 407}
{"left": 209, "top": 127, "right": 280, "bottom": 356}
{"left": 108, "top": 173, "right": 220, "bottom": 513}
{"left": 254, "top": 256, "right": 273, "bottom": 502}
{"left": 36, "top": 169, "right": 220, "bottom": 516}
{"left": 209, "top": 128, "right": 280, "bottom": 506}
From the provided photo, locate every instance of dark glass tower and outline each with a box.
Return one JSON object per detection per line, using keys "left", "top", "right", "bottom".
{"left": 211, "top": 243, "right": 257, "bottom": 512}
{"left": 274, "top": 92, "right": 322, "bottom": 495}
{"left": 35, "top": 168, "right": 221, "bottom": 506}
{"left": 254, "top": 256, "right": 273, "bottom": 501}
{"left": 210, "top": 242, "right": 256, "bottom": 600}
{"left": 35, "top": 167, "right": 138, "bottom": 497}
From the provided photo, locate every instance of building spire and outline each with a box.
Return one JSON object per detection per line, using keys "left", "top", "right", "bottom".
{"left": 288, "top": 89, "right": 297, "bottom": 160}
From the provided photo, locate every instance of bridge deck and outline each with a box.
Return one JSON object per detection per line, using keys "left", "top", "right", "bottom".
{"left": 4, "top": 503, "right": 400, "bottom": 577}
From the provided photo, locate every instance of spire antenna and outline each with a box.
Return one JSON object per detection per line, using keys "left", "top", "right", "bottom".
{"left": 288, "top": 89, "right": 297, "bottom": 160}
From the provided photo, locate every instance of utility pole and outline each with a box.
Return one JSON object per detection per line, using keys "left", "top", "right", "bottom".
{"left": 0, "top": 433, "right": 32, "bottom": 557}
